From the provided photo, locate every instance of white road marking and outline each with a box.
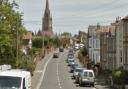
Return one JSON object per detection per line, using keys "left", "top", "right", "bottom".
{"left": 57, "top": 61, "right": 62, "bottom": 89}
{"left": 35, "top": 55, "right": 53, "bottom": 89}
{"left": 56, "top": 52, "right": 65, "bottom": 89}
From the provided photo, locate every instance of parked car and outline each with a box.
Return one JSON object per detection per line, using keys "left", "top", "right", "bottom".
{"left": 79, "top": 43, "right": 84, "bottom": 48}
{"left": 73, "top": 67, "right": 83, "bottom": 80}
{"left": 68, "top": 59, "right": 75, "bottom": 66}
{"left": 67, "top": 53, "right": 74, "bottom": 59}
{"left": 70, "top": 63, "right": 79, "bottom": 73}
{"left": 67, "top": 53, "right": 74, "bottom": 62}
{"left": 67, "top": 55, "right": 74, "bottom": 63}
{"left": 74, "top": 46, "right": 79, "bottom": 50}
{"left": 74, "top": 44, "right": 80, "bottom": 50}
{"left": 53, "top": 52, "right": 59, "bottom": 58}
{"left": 78, "top": 69, "right": 95, "bottom": 87}
{"left": 68, "top": 48, "right": 74, "bottom": 54}
{"left": 76, "top": 70, "right": 83, "bottom": 83}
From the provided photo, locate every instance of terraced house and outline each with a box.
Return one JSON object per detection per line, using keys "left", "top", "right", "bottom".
{"left": 121, "top": 16, "right": 128, "bottom": 70}
{"left": 88, "top": 25, "right": 109, "bottom": 65}
{"left": 99, "top": 16, "right": 128, "bottom": 71}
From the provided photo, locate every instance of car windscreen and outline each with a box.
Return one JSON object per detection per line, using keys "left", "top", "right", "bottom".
{"left": 75, "top": 69, "right": 82, "bottom": 72}
{"left": 0, "top": 76, "right": 21, "bottom": 89}
{"left": 74, "top": 64, "right": 78, "bottom": 67}
{"left": 68, "top": 54, "right": 73, "bottom": 58}
{"left": 68, "top": 54, "right": 74, "bottom": 58}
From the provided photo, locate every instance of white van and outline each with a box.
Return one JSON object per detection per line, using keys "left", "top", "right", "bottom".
{"left": 79, "top": 69, "right": 95, "bottom": 87}
{"left": 0, "top": 69, "right": 31, "bottom": 89}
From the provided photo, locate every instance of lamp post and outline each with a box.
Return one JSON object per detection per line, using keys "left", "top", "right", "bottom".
{"left": 16, "top": 13, "right": 23, "bottom": 67}
{"left": 16, "top": 17, "right": 19, "bottom": 67}
{"left": 42, "top": 31, "right": 45, "bottom": 57}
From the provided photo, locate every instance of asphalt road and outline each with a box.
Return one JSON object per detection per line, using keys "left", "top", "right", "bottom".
{"left": 38, "top": 51, "right": 96, "bottom": 89}
{"left": 32, "top": 50, "right": 110, "bottom": 89}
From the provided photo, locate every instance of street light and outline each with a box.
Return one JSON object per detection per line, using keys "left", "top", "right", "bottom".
{"left": 42, "top": 31, "right": 45, "bottom": 57}
{"left": 16, "top": 13, "right": 23, "bottom": 67}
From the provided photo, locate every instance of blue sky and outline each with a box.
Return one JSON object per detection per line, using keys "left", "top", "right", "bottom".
{"left": 15, "top": 0, "right": 128, "bottom": 35}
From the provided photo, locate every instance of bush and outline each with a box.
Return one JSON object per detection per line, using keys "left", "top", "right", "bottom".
{"left": 112, "top": 70, "right": 128, "bottom": 85}
{"left": 18, "top": 55, "right": 36, "bottom": 76}
{"left": 79, "top": 47, "right": 88, "bottom": 57}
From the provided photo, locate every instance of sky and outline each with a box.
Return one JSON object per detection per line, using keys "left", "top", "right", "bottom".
{"left": 15, "top": 0, "right": 128, "bottom": 35}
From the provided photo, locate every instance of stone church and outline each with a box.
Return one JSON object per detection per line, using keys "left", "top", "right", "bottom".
{"left": 37, "top": 0, "right": 53, "bottom": 37}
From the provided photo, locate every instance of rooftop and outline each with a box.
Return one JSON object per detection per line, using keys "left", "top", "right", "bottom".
{"left": 0, "top": 69, "right": 31, "bottom": 78}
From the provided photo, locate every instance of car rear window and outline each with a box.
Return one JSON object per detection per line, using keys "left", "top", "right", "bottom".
{"left": 89, "top": 72, "right": 93, "bottom": 77}
{"left": 83, "top": 71, "right": 93, "bottom": 77}
{"left": 69, "top": 60, "right": 74, "bottom": 62}
{"left": 76, "top": 69, "right": 82, "bottom": 72}
{"left": 84, "top": 72, "right": 88, "bottom": 77}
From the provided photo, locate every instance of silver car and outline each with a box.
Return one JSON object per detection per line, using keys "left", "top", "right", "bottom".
{"left": 78, "top": 69, "right": 95, "bottom": 87}
{"left": 73, "top": 67, "right": 83, "bottom": 79}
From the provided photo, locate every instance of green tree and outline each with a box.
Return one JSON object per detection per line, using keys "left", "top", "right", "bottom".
{"left": 0, "top": 0, "right": 26, "bottom": 67}
{"left": 61, "top": 32, "right": 72, "bottom": 37}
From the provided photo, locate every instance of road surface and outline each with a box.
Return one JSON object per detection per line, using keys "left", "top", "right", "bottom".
{"left": 32, "top": 51, "right": 110, "bottom": 89}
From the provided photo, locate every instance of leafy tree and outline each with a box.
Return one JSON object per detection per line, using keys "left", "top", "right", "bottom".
{"left": 61, "top": 32, "right": 72, "bottom": 37}
{"left": 0, "top": 0, "right": 26, "bottom": 67}
{"left": 32, "top": 36, "right": 53, "bottom": 48}
{"left": 79, "top": 46, "right": 88, "bottom": 57}
{"left": 53, "top": 35, "right": 61, "bottom": 47}
{"left": 32, "top": 37, "right": 43, "bottom": 48}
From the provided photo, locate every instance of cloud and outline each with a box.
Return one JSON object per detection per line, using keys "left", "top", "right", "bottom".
{"left": 16, "top": 0, "right": 128, "bottom": 34}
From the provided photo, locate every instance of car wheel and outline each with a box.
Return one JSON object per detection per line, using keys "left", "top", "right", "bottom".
{"left": 92, "top": 83, "right": 95, "bottom": 87}
{"left": 79, "top": 81, "right": 82, "bottom": 86}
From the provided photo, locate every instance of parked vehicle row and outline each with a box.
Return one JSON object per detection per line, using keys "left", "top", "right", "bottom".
{"left": 67, "top": 48, "right": 95, "bottom": 87}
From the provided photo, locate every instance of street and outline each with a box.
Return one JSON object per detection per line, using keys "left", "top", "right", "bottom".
{"left": 32, "top": 51, "right": 110, "bottom": 89}
{"left": 1, "top": 1, "right": 128, "bottom": 89}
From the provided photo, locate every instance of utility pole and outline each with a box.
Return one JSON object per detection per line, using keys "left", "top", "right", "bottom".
{"left": 16, "top": 17, "right": 19, "bottom": 67}
{"left": 16, "top": 14, "right": 22, "bottom": 67}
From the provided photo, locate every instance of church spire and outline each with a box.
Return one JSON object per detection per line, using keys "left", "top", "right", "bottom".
{"left": 46, "top": 0, "right": 49, "bottom": 10}
{"left": 42, "top": 0, "right": 53, "bottom": 37}
{"left": 44, "top": 0, "right": 50, "bottom": 15}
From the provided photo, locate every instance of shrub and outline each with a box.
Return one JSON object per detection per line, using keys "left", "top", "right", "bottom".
{"left": 18, "top": 55, "right": 36, "bottom": 76}
{"left": 112, "top": 70, "right": 128, "bottom": 85}
{"left": 79, "top": 47, "right": 88, "bottom": 57}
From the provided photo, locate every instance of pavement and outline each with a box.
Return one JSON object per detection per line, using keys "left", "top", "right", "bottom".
{"left": 31, "top": 52, "right": 53, "bottom": 89}
{"left": 95, "top": 75, "right": 111, "bottom": 89}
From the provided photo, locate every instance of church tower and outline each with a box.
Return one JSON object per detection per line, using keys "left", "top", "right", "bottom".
{"left": 42, "top": 0, "right": 53, "bottom": 37}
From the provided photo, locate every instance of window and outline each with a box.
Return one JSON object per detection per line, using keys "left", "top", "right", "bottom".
{"left": 89, "top": 72, "right": 93, "bottom": 77}
{"left": 120, "top": 50, "right": 122, "bottom": 57}
{"left": 120, "top": 57, "right": 122, "bottom": 63}
{"left": 84, "top": 72, "right": 88, "bottom": 77}
{"left": 0, "top": 76, "right": 21, "bottom": 88}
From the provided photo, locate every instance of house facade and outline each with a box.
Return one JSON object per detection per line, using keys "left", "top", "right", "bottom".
{"left": 122, "top": 16, "right": 128, "bottom": 70}
{"left": 22, "top": 31, "right": 32, "bottom": 55}
{"left": 116, "top": 20, "right": 123, "bottom": 69}
{"left": 88, "top": 16, "right": 128, "bottom": 71}
{"left": 88, "top": 25, "right": 97, "bottom": 64}
{"left": 88, "top": 25, "right": 109, "bottom": 64}
{"left": 100, "top": 32, "right": 109, "bottom": 69}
